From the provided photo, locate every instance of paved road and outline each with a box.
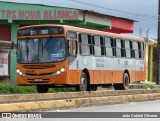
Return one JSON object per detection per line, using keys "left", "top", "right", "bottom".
{"left": 40, "top": 100, "right": 160, "bottom": 121}
{"left": 63, "top": 100, "right": 160, "bottom": 112}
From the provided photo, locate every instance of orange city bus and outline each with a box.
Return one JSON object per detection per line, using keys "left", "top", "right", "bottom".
{"left": 16, "top": 24, "right": 146, "bottom": 93}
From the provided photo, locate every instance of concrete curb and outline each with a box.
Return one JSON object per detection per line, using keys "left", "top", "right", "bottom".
{"left": 1, "top": 89, "right": 160, "bottom": 103}
{"left": 1, "top": 93, "right": 160, "bottom": 112}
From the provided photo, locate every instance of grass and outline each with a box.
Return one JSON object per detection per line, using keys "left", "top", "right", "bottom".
{"left": 141, "top": 83, "right": 160, "bottom": 89}
{"left": 0, "top": 82, "right": 75, "bottom": 94}
{"left": 1, "top": 82, "right": 160, "bottom": 94}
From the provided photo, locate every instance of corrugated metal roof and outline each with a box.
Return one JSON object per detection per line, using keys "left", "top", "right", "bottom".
{"left": 0, "top": 0, "right": 135, "bottom": 21}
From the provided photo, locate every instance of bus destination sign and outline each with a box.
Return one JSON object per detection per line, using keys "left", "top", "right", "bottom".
{"left": 18, "top": 27, "right": 64, "bottom": 36}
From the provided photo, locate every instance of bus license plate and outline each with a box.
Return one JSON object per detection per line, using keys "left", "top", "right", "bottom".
{"left": 35, "top": 79, "right": 42, "bottom": 82}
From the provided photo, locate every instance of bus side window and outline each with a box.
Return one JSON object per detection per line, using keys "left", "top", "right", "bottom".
{"left": 67, "top": 31, "right": 77, "bottom": 64}
{"left": 104, "top": 37, "right": 113, "bottom": 57}
{"left": 111, "top": 38, "right": 116, "bottom": 56}
{"left": 133, "top": 41, "right": 139, "bottom": 59}
{"left": 121, "top": 39, "right": 126, "bottom": 57}
{"left": 125, "top": 40, "right": 131, "bottom": 58}
{"left": 93, "top": 35, "right": 102, "bottom": 56}
{"left": 141, "top": 42, "right": 144, "bottom": 59}
{"left": 138, "top": 42, "right": 142, "bottom": 59}
{"left": 115, "top": 38, "right": 121, "bottom": 58}
{"left": 100, "top": 36, "right": 105, "bottom": 56}
{"left": 130, "top": 41, "right": 135, "bottom": 58}
{"left": 79, "top": 33, "right": 91, "bottom": 55}
{"left": 138, "top": 42, "right": 144, "bottom": 59}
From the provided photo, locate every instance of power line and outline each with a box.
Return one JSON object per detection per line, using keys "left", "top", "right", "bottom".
{"left": 69, "top": 0, "right": 157, "bottom": 19}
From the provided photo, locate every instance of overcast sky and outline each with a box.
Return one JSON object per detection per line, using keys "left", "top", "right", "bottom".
{"left": 82, "top": 0, "right": 158, "bottom": 39}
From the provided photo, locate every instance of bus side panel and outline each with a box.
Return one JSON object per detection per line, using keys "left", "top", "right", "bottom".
{"left": 104, "top": 70, "right": 116, "bottom": 84}
{"left": 68, "top": 70, "right": 81, "bottom": 84}
{"left": 129, "top": 70, "right": 136, "bottom": 82}
{"left": 135, "top": 59, "right": 145, "bottom": 81}
{"left": 93, "top": 70, "right": 109, "bottom": 84}
{"left": 115, "top": 58, "right": 124, "bottom": 83}
{"left": 89, "top": 70, "right": 94, "bottom": 84}
{"left": 103, "top": 58, "right": 116, "bottom": 84}
{"left": 115, "top": 70, "right": 123, "bottom": 83}
{"left": 100, "top": 70, "right": 105, "bottom": 84}
{"left": 104, "top": 71, "right": 111, "bottom": 84}
{"left": 93, "top": 70, "right": 101, "bottom": 84}
{"left": 136, "top": 71, "right": 145, "bottom": 81}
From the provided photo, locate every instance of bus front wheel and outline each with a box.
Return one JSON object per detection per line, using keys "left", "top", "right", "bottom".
{"left": 75, "top": 72, "right": 89, "bottom": 91}
{"left": 36, "top": 85, "right": 49, "bottom": 93}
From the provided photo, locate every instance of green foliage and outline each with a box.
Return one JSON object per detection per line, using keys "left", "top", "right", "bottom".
{"left": 141, "top": 84, "right": 160, "bottom": 89}
{"left": 0, "top": 83, "right": 36, "bottom": 94}
{"left": 0, "top": 83, "right": 75, "bottom": 94}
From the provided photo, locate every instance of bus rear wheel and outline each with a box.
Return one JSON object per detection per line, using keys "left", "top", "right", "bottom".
{"left": 122, "top": 73, "right": 130, "bottom": 90}
{"left": 114, "top": 73, "right": 129, "bottom": 90}
{"left": 36, "top": 85, "right": 49, "bottom": 93}
{"left": 75, "top": 72, "right": 88, "bottom": 91}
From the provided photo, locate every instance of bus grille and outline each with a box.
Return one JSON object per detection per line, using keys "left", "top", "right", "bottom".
{"left": 28, "top": 78, "right": 50, "bottom": 82}
{"left": 23, "top": 64, "right": 56, "bottom": 69}
{"left": 26, "top": 73, "right": 52, "bottom": 76}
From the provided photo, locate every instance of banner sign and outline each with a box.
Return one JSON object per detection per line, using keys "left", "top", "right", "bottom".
{"left": 0, "top": 51, "right": 9, "bottom": 76}
{"left": 0, "top": 112, "right": 160, "bottom": 119}
{"left": 0, "top": 2, "right": 111, "bottom": 26}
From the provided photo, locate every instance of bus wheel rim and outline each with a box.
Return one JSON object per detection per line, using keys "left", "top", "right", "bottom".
{"left": 80, "top": 75, "right": 87, "bottom": 91}
{"left": 124, "top": 74, "right": 129, "bottom": 89}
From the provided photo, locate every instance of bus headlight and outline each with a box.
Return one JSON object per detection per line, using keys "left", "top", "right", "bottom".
{"left": 56, "top": 71, "right": 61, "bottom": 75}
{"left": 19, "top": 72, "right": 23, "bottom": 75}
{"left": 60, "top": 68, "right": 65, "bottom": 72}
{"left": 17, "top": 69, "right": 27, "bottom": 77}
{"left": 16, "top": 69, "right": 20, "bottom": 73}
{"left": 50, "top": 67, "right": 65, "bottom": 77}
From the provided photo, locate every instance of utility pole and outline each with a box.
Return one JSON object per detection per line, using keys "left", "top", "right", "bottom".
{"left": 156, "top": 0, "right": 160, "bottom": 85}
{"left": 146, "top": 28, "right": 149, "bottom": 39}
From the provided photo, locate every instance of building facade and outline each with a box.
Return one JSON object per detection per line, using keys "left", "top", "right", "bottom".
{"left": 0, "top": 1, "right": 134, "bottom": 82}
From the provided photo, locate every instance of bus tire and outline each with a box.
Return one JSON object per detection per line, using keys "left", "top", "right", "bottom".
{"left": 122, "top": 73, "right": 130, "bottom": 90}
{"left": 75, "top": 72, "right": 88, "bottom": 91}
{"left": 36, "top": 85, "right": 49, "bottom": 93}
{"left": 114, "top": 73, "right": 129, "bottom": 90}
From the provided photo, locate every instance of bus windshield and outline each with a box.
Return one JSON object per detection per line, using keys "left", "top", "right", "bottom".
{"left": 17, "top": 37, "right": 66, "bottom": 63}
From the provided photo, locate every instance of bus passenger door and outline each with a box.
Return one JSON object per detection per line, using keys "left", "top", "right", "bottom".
{"left": 67, "top": 31, "right": 78, "bottom": 84}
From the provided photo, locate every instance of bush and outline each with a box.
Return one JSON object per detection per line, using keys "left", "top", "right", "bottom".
{"left": 0, "top": 83, "right": 75, "bottom": 94}
{"left": 141, "top": 84, "right": 159, "bottom": 89}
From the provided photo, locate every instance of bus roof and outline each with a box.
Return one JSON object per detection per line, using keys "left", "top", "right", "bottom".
{"left": 18, "top": 24, "right": 145, "bottom": 42}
